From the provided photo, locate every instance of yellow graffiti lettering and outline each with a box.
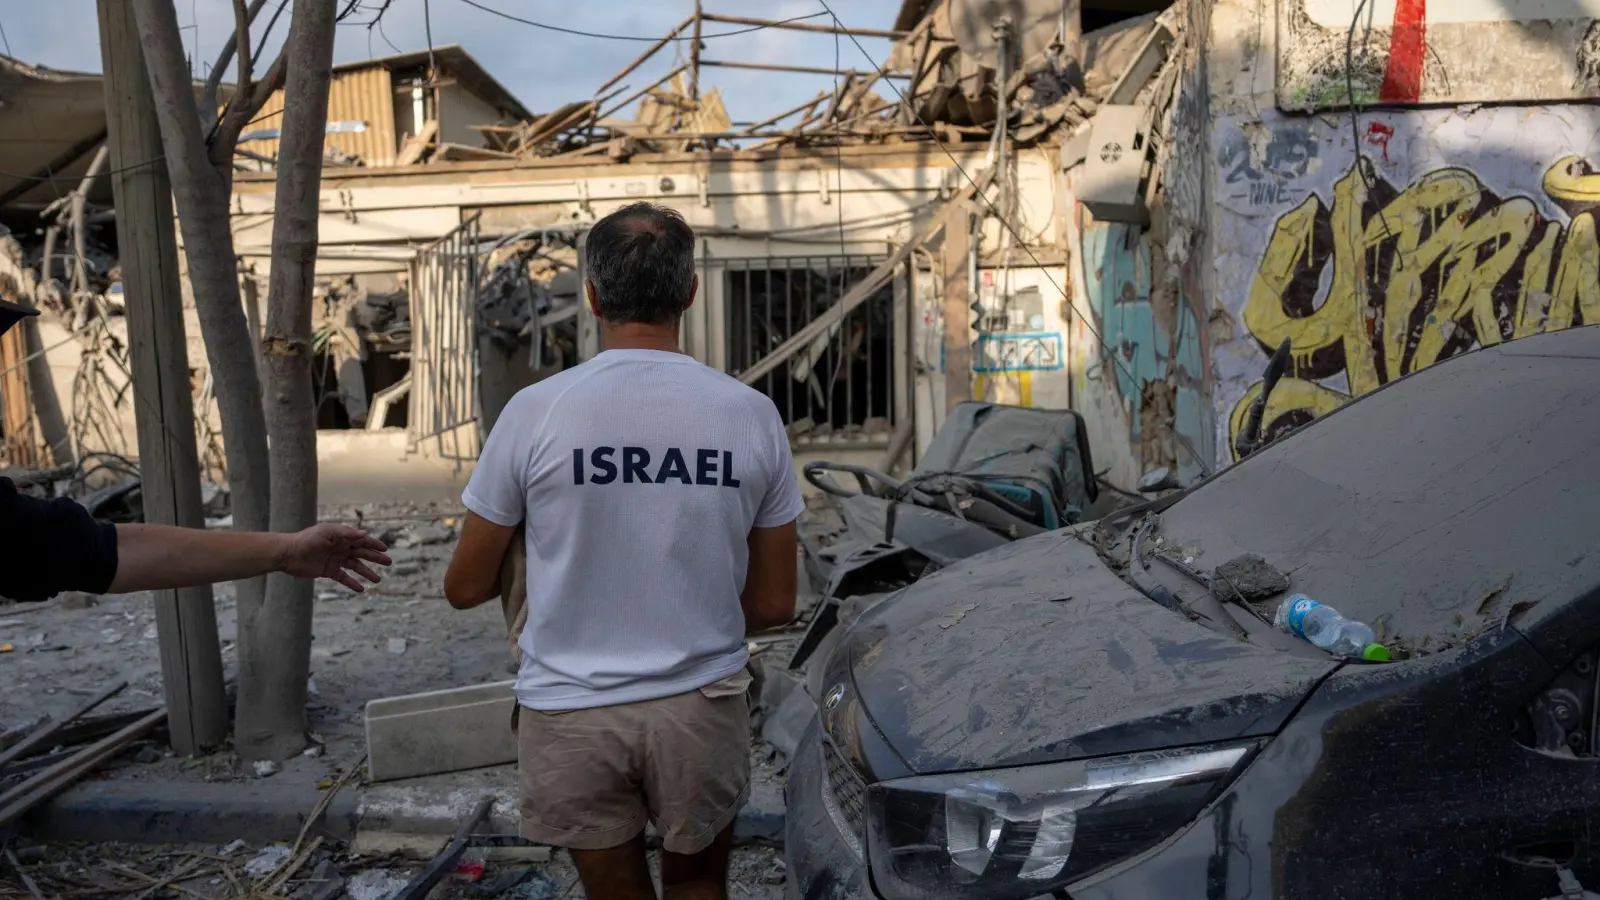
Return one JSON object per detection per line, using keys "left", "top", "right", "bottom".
{"left": 1548, "top": 212, "right": 1600, "bottom": 331}
{"left": 1228, "top": 377, "right": 1350, "bottom": 451}
{"left": 1233, "top": 157, "right": 1600, "bottom": 457}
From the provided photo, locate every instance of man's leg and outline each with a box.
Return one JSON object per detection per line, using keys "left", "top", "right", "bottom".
{"left": 644, "top": 677, "right": 753, "bottom": 900}
{"left": 571, "top": 833, "right": 657, "bottom": 900}
{"left": 660, "top": 823, "right": 735, "bottom": 900}
{"left": 516, "top": 705, "right": 654, "bottom": 900}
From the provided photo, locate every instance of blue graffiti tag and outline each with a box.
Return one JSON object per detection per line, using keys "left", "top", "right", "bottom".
{"left": 1079, "top": 217, "right": 1209, "bottom": 479}
{"left": 973, "top": 332, "right": 1065, "bottom": 373}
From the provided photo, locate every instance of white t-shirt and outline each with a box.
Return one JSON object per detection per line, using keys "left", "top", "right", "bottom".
{"left": 461, "top": 348, "right": 806, "bottom": 711}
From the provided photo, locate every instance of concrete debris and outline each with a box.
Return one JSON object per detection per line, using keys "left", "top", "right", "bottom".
{"left": 763, "top": 859, "right": 788, "bottom": 885}
{"left": 397, "top": 524, "right": 454, "bottom": 547}
{"left": 347, "top": 868, "right": 412, "bottom": 900}
{"left": 471, "top": 865, "right": 538, "bottom": 896}
{"left": 55, "top": 592, "right": 98, "bottom": 609}
{"left": 497, "top": 869, "right": 563, "bottom": 900}
{"left": 1213, "top": 553, "right": 1291, "bottom": 601}
{"left": 387, "top": 637, "right": 408, "bottom": 655}
{"left": 252, "top": 759, "right": 281, "bottom": 778}
{"left": 244, "top": 843, "right": 293, "bottom": 878}
{"left": 295, "top": 858, "right": 348, "bottom": 900}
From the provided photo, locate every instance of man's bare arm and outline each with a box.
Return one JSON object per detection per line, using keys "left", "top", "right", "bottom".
{"left": 742, "top": 521, "right": 798, "bottom": 634}
{"left": 111, "top": 522, "right": 391, "bottom": 594}
{"left": 444, "top": 512, "right": 518, "bottom": 609}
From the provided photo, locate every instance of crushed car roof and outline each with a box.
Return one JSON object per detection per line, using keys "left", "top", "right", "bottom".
{"left": 1159, "top": 326, "right": 1600, "bottom": 657}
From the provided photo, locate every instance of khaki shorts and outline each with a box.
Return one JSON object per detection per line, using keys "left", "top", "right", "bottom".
{"left": 514, "top": 671, "right": 752, "bottom": 855}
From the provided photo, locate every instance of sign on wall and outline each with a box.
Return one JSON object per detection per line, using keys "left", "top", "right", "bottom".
{"left": 1278, "top": 0, "right": 1600, "bottom": 109}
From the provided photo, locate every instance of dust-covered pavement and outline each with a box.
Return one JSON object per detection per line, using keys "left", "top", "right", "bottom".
{"left": 0, "top": 838, "right": 787, "bottom": 900}
{"left": 0, "top": 500, "right": 799, "bottom": 900}
{"left": 0, "top": 502, "right": 507, "bottom": 785}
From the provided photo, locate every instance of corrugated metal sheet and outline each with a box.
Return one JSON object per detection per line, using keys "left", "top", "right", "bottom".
{"left": 238, "top": 66, "right": 398, "bottom": 166}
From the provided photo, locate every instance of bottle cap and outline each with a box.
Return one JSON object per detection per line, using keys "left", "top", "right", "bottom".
{"left": 1361, "top": 643, "right": 1390, "bottom": 662}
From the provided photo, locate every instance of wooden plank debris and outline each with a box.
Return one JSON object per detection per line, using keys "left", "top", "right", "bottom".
{"left": 0, "top": 680, "right": 127, "bottom": 770}
{"left": 0, "top": 707, "right": 167, "bottom": 828}
{"left": 394, "top": 119, "right": 439, "bottom": 166}
{"left": 393, "top": 796, "right": 497, "bottom": 900}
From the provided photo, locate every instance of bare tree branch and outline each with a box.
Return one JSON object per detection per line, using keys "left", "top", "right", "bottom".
{"left": 252, "top": 0, "right": 290, "bottom": 65}
{"left": 210, "top": 48, "right": 288, "bottom": 169}
{"left": 201, "top": 0, "right": 269, "bottom": 132}
{"left": 232, "top": 0, "right": 257, "bottom": 94}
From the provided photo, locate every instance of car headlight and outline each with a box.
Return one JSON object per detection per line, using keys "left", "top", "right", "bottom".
{"left": 865, "top": 741, "right": 1259, "bottom": 900}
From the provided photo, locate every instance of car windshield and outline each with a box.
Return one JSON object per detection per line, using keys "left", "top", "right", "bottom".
{"left": 1155, "top": 327, "right": 1600, "bottom": 657}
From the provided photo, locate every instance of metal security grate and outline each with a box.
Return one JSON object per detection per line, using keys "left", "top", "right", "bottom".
{"left": 409, "top": 214, "right": 482, "bottom": 461}
{"left": 724, "top": 256, "right": 897, "bottom": 444}
{"left": 821, "top": 735, "right": 868, "bottom": 857}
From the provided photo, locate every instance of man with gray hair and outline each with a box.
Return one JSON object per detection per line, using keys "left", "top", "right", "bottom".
{"left": 444, "top": 202, "right": 803, "bottom": 900}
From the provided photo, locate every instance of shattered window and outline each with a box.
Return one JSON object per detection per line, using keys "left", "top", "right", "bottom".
{"left": 724, "top": 257, "right": 900, "bottom": 444}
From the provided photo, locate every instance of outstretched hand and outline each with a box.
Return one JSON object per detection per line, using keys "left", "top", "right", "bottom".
{"left": 281, "top": 523, "right": 393, "bottom": 592}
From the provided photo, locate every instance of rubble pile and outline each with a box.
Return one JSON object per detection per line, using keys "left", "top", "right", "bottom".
{"left": 396, "top": 3, "right": 1181, "bottom": 165}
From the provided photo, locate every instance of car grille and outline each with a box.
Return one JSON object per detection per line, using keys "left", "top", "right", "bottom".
{"left": 821, "top": 736, "right": 867, "bottom": 858}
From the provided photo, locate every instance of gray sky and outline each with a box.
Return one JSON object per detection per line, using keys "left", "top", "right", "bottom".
{"left": 0, "top": 0, "right": 904, "bottom": 123}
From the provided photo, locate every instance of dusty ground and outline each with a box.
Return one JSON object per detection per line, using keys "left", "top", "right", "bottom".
{"left": 0, "top": 500, "right": 802, "bottom": 899}
{"left": 0, "top": 502, "right": 510, "bottom": 786}
{"left": 0, "top": 839, "right": 787, "bottom": 900}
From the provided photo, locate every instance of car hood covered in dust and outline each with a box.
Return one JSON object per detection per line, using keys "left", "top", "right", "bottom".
{"left": 842, "top": 326, "right": 1600, "bottom": 777}
{"left": 842, "top": 533, "right": 1338, "bottom": 775}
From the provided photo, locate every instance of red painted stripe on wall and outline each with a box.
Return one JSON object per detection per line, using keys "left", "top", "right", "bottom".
{"left": 1379, "top": 0, "right": 1427, "bottom": 103}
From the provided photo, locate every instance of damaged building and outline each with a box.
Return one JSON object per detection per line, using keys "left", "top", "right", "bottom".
{"left": 222, "top": 0, "right": 1202, "bottom": 496}
{"left": 6, "top": 0, "right": 1598, "bottom": 505}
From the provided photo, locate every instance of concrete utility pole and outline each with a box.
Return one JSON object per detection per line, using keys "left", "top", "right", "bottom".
{"left": 942, "top": 213, "right": 974, "bottom": 415}
{"left": 97, "top": 0, "right": 229, "bottom": 754}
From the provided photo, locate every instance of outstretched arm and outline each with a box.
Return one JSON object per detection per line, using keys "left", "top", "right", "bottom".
{"left": 111, "top": 522, "right": 392, "bottom": 594}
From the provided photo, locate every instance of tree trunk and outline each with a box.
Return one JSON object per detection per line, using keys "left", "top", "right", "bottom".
{"left": 130, "top": 10, "right": 270, "bottom": 572}
{"left": 248, "top": 0, "right": 337, "bottom": 761}
{"left": 129, "top": 0, "right": 295, "bottom": 759}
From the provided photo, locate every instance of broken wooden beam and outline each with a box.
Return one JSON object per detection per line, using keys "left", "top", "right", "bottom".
{"left": 738, "top": 91, "right": 829, "bottom": 135}
{"left": 0, "top": 707, "right": 167, "bottom": 828}
{"left": 700, "top": 12, "right": 908, "bottom": 40}
{"left": 433, "top": 143, "right": 519, "bottom": 162}
{"left": 393, "top": 796, "right": 496, "bottom": 900}
{"left": 395, "top": 119, "right": 439, "bottom": 166}
{"left": 594, "top": 14, "right": 694, "bottom": 97}
{"left": 0, "top": 680, "right": 127, "bottom": 770}
{"left": 594, "top": 65, "right": 689, "bottom": 129}
{"left": 699, "top": 59, "right": 911, "bottom": 80}
{"left": 740, "top": 178, "right": 984, "bottom": 386}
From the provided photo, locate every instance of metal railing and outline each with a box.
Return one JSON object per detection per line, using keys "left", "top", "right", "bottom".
{"left": 725, "top": 255, "right": 898, "bottom": 444}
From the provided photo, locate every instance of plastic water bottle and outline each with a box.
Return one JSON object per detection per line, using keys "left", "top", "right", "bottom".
{"left": 1275, "top": 594, "right": 1390, "bottom": 661}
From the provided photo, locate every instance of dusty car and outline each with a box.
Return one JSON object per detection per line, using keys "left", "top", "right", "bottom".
{"left": 784, "top": 325, "right": 1600, "bottom": 900}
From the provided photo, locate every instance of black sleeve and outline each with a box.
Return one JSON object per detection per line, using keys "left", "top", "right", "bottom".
{"left": 0, "top": 476, "right": 120, "bottom": 603}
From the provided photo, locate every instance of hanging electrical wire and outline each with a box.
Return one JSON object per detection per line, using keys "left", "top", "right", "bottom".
{"left": 454, "top": 0, "right": 830, "bottom": 41}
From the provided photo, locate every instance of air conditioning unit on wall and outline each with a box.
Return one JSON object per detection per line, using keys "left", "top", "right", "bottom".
{"left": 1076, "top": 105, "right": 1151, "bottom": 225}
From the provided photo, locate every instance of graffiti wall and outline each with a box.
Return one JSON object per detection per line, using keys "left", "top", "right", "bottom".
{"left": 1212, "top": 106, "right": 1600, "bottom": 460}
{"left": 1077, "top": 212, "right": 1211, "bottom": 484}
